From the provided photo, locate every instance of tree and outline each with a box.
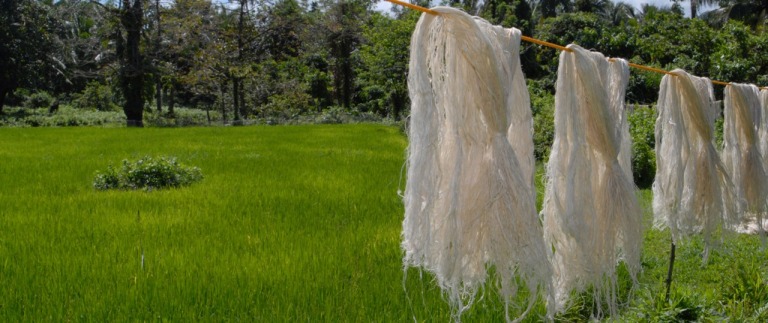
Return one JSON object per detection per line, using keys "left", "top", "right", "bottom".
{"left": 448, "top": 0, "right": 481, "bottom": 14}
{"left": 150, "top": 0, "right": 163, "bottom": 112}
{"left": 700, "top": 0, "right": 768, "bottom": 30}
{"left": 538, "top": 0, "right": 573, "bottom": 18}
{"left": 165, "top": 0, "right": 220, "bottom": 113}
{"left": 709, "top": 21, "right": 768, "bottom": 84}
{"left": 688, "top": 0, "right": 720, "bottom": 18}
{"left": 0, "top": 0, "right": 58, "bottom": 113}
{"left": 606, "top": 1, "right": 637, "bottom": 26}
{"left": 115, "top": 0, "right": 146, "bottom": 126}
{"left": 325, "top": 0, "right": 368, "bottom": 109}
{"left": 574, "top": 0, "right": 611, "bottom": 15}
{"left": 358, "top": 11, "right": 418, "bottom": 119}
{"left": 479, "top": 0, "right": 541, "bottom": 77}
{"left": 257, "top": 0, "right": 305, "bottom": 60}
{"left": 49, "top": 0, "right": 114, "bottom": 95}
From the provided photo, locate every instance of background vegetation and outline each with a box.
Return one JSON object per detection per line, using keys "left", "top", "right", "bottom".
{"left": 3, "top": 0, "right": 768, "bottom": 125}
{"left": 4, "top": 0, "right": 768, "bottom": 182}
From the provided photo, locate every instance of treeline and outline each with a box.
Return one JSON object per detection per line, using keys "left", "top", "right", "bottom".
{"left": 2, "top": 0, "right": 768, "bottom": 127}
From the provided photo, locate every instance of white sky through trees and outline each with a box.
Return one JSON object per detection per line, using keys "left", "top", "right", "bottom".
{"left": 373, "top": 0, "right": 717, "bottom": 18}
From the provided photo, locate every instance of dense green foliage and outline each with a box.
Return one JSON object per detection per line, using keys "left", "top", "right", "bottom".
{"left": 93, "top": 156, "right": 203, "bottom": 190}
{"left": 0, "top": 106, "right": 126, "bottom": 127}
{"left": 628, "top": 106, "right": 656, "bottom": 188}
{"left": 530, "top": 82, "right": 556, "bottom": 161}
{"left": 0, "top": 0, "right": 58, "bottom": 113}
{"left": 73, "top": 82, "right": 121, "bottom": 112}
{"left": 23, "top": 91, "right": 55, "bottom": 110}
{"left": 0, "top": 125, "right": 766, "bottom": 321}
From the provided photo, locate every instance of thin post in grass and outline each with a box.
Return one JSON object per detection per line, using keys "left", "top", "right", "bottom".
{"left": 137, "top": 211, "right": 144, "bottom": 271}
{"left": 664, "top": 240, "right": 676, "bottom": 302}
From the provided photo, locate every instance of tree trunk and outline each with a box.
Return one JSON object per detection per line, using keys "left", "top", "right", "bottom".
{"left": 120, "top": 0, "right": 145, "bottom": 127}
{"left": 342, "top": 56, "right": 352, "bottom": 108}
{"left": 155, "top": 77, "right": 163, "bottom": 113}
{"left": 690, "top": 0, "right": 698, "bottom": 18}
{"left": 665, "top": 241, "right": 676, "bottom": 302}
{"left": 239, "top": 80, "right": 246, "bottom": 120}
{"left": 233, "top": 77, "right": 241, "bottom": 122}
{"left": 391, "top": 90, "right": 405, "bottom": 121}
{"left": 220, "top": 83, "right": 227, "bottom": 123}
{"left": 233, "top": 0, "right": 246, "bottom": 123}
{"left": 168, "top": 84, "right": 175, "bottom": 116}
{"left": 0, "top": 86, "right": 7, "bottom": 114}
{"left": 206, "top": 104, "right": 211, "bottom": 125}
{"left": 154, "top": 0, "right": 162, "bottom": 113}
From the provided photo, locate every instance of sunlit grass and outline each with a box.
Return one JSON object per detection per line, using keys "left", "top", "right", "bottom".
{"left": 0, "top": 125, "right": 766, "bottom": 321}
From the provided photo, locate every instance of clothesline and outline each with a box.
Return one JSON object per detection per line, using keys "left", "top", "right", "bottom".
{"left": 386, "top": 0, "right": 762, "bottom": 89}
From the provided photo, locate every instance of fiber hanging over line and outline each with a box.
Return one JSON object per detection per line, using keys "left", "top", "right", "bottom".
{"left": 652, "top": 69, "right": 739, "bottom": 252}
{"left": 724, "top": 84, "right": 768, "bottom": 236}
{"left": 759, "top": 89, "right": 768, "bottom": 168}
{"left": 541, "top": 45, "right": 641, "bottom": 316}
{"left": 402, "top": 7, "right": 552, "bottom": 321}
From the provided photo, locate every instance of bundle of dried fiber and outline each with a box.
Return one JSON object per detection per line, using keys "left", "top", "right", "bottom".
{"left": 652, "top": 69, "right": 739, "bottom": 257}
{"left": 724, "top": 84, "right": 767, "bottom": 237}
{"left": 541, "top": 45, "right": 641, "bottom": 316}
{"left": 402, "top": 7, "right": 552, "bottom": 321}
{"left": 759, "top": 89, "right": 768, "bottom": 167}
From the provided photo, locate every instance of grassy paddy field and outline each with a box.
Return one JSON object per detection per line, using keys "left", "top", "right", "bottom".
{"left": 0, "top": 124, "right": 766, "bottom": 321}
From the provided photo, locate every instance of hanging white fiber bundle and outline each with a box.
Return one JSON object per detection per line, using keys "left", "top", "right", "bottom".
{"left": 652, "top": 69, "right": 739, "bottom": 252}
{"left": 724, "top": 84, "right": 768, "bottom": 236}
{"left": 541, "top": 45, "right": 641, "bottom": 316}
{"left": 402, "top": 7, "right": 552, "bottom": 321}
{"left": 759, "top": 89, "right": 768, "bottom": 168}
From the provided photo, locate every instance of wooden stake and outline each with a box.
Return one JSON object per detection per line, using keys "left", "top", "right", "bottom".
{"left": 664, "top": 240, "right": 676, "bottom": 302}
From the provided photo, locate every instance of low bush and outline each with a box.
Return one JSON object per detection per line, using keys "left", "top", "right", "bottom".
{"left": 23, "top": 91, "right": 54, "bottom": 109}
{"left": 0, "top": 106, "right": 125, "bottom": 127}
{"left": 144, "top": 108, "right": 222, "bottom": 127}
{"left": 93, "top": 156, "right": 203, "bottom": 191}
{"left": 73, "top": 82, "right": 120, "bottom": 111}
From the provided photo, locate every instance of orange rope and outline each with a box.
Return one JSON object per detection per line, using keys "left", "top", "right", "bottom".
{"left": 628, "top": 62, "right": 674, "bottom": 76}
{"left": 386, "top": 0, "right": 768, "bottom": 89}
{"left": 521, "top": 35, "right": 572, "bottom": 53}
{"left": 386, "top": 0, "right": 437, "bottom": 15}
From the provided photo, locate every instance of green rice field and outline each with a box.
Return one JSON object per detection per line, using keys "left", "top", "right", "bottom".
{"left": 0, "top": 125, "right": 766, "bottom": 321}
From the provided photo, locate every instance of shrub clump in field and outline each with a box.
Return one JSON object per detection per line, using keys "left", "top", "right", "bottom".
{"left": 94, "top": 156, "right": 202, "bottom": 190}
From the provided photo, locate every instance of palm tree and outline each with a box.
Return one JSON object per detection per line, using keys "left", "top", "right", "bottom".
{"left": 636, "top": 3, "right": 676, "bottom": 21}
{"left": 574, "top": 0, "right": 611, "bottom": 15}
{"left": 606, "top": 1, "right": 637, "bottom": 25}
{"left": 534, "top": 0, "right": 573, "bottom": 18}
{"left": 690, "top": 0, "right": 720, "bottom": 18}
{"left": 700, "top": 0, "right": 768, "bottom": 30}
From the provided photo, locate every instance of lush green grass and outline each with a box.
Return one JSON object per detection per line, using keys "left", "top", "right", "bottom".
{"left": 0, "top": 125, "right": 766, "bottom": 321}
